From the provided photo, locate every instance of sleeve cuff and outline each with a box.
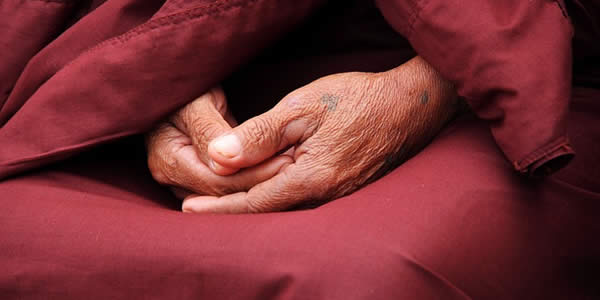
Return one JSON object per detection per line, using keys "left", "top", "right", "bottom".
{"left": 513, "top": 136, "right": 575, "bottom": 177}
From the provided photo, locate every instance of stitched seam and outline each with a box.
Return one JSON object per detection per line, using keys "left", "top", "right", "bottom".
{"left": 513, "top": 136, "right": 573, "bottom": 171}
{"left": 31, "top": 0, "right": 73, "bottom": 3}
{"left": 57, "top": 0, "right": 260, "bottom": 74}
{"left": 515, "top": 137, "right": 571, "bottom": 169}
{"left": 1, "top": 0, "right": 263, "bottom": 168}
{"left": 521, "top": 137, "right": 571, "bottom": 167}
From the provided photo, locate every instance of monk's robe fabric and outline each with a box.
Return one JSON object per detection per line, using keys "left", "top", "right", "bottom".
{"left": 1, "top": 0, "right": 599, "bottom": 299}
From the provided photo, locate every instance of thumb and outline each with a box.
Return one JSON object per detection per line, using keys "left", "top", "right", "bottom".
{"left": 171, "top": 88, "right": 238, "bottom": 175}
{"left": 208, "top": 92, "right": 317, "bottom": 169}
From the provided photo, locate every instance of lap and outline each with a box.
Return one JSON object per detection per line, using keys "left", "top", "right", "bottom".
{"left": 1, "top": 98, "right": 598, "bottom": 299}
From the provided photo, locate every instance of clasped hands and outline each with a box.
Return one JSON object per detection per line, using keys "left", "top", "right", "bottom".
{"left": 146, "top": 57, "right": 458, "bottom": 213}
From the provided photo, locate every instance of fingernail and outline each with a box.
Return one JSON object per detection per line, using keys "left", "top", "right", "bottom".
{"left": 182, "top": 198, "right": 215, "bottom": 214}
{"left": 182, "top": 202, "right": 194, "bottom": 213}
{"left": 211, "top": 134, "right": 241, "bottom": 158}
{"left": 182, "top": 198, "right": 203, "bottom": 213}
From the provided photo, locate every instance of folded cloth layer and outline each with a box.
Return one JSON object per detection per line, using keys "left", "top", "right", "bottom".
{"left": 375, "top": 0, "right": 575, "bottom": 176}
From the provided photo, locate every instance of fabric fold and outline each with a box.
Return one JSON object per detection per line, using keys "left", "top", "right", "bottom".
{"left": 375, "top": 0, "right": 575, "bottom": 176}
{"left": 0, "top": 0, "right": 325, "bottom": 180}
{"left": 0, "top": 0, "right": 76, "bottom": 107}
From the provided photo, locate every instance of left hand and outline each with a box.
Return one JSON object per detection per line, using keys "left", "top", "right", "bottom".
{"left": 145, "top": 87, "right": 292, "bottom": 201}
{"left": 183, "top": 57, "right": 459, "bottom": 213}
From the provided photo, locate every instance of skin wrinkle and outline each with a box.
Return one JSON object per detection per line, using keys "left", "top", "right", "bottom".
{"left": 167, "top": 89, "right": 243, "bottom": 177}
{"left": 146, "top": 124, "right": 178, "bottom": 185}
{"left": 346, "top": 63, "right": 449, "bottom": 202}
{"left": 278, "top": 94, "right": 321, "bottom": 152}
{"left": 244, "top": 116, "right": 280, "bottom": 155}
{"left": 149, "top": 57, "right": 459, "bottom": 213}
{"left": 147, "top": 88, "right": 296, "bottom": 198}
{"left": 317, "top": 60, "right": 456, "bottom": 202}
{"left": 162, "top": 143, "right": 187, "bottom": 186}
{"left": 314, "top": 79, "right": 388, "bottom": 198}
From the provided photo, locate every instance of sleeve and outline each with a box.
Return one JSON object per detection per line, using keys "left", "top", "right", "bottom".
{"left": 0, "top": 0, "right": 325, "bottom": 180}
{"left": 374, "top": 0, "right": 575, "bottom": 176}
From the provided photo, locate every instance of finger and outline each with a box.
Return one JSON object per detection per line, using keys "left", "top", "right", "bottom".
{"left": 227, "top": 155, "right": 293, "bottom": 192}
{"left": 170, "top": 88, "right": 238, "bottom": 175}
{"left": 208, "top": 90, "right": 318, "bottom": 170}
{"left": 182, "top": 193, "right": 249, "bottom": 214}
{"left": 146, "top": 123, "right": 192, "bottom": 185}
{"left": 165, "top": 145, "right": 293, "bottom": 197}
{"left": 182, "top": 160, "right": 324, "bottom": 214}
{"left": 147, "top": 121, "right": 294, "bottom": 197}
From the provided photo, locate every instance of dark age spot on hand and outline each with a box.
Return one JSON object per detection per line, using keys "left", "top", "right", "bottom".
{"left": 420, "top": 90, "right": 429, "bottom": 105}
{"left": 320, "top": 94, "right": 339, "bottom": 112}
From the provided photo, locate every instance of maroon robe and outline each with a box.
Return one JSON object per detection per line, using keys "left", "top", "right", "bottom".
{"left": 1, "top": 0, "right": 599, "bottom": 298}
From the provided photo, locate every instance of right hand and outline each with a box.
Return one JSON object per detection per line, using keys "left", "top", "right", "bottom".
{"left": 145, "top": 87, "right": 293, "bottom": 202}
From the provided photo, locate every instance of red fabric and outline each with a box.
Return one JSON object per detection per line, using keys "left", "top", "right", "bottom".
{"left": 0, "top": 0, "right": 325, "bottom": 179}
{"left": 570, "top": 0, "right": 600, "bottom": 88}
{"left": 0, "top": 0, "right": 74, "bottom": 107}
{"left": 0, "top": 0, "right": 582, "bottom": 178}
{"left": 0, "top": 0, "right": 163, "bottom": 111}
{"left": 375, "top": 0, "right": 575, "bottom": 176}
{"left": 1, "top": 91, "right": 598, "bottom": 299}
{"left": 1, "top": 0, "right": 600, "bottom": 298}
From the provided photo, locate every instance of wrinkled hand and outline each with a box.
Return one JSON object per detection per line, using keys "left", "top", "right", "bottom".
{"left": 183, "top": 57, "right": 459, "bottom": 213}
{"left": 145, "top": 87, "right": 293, "bottom": 199}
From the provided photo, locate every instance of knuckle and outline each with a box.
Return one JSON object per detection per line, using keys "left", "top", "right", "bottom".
{"left": 147, "top": 156, "right": 170, "bottom": 185}
{"left": 192, "top": 120, "right": 223, "bottom": 141}
{"left": 246, "top": 198, "right": 269, "bottom": 214}
{"left": 145, "top": 129, "right": 178, "bottom": 185}
{"left": 244, "top": 117, "right": 280, "bottom": 148}
{"left": 286, "top": 89, "right": 323, "bottom": 116}
{"left": 154, "top": 147, "right": 182, "bottom": 185}
{"left": 175, "top": 97, "right": 215, "bottom": 130}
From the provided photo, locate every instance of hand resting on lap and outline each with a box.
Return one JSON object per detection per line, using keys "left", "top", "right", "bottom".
{"left": 145, "top": 87, "right": 293, "bottom": 199}
{"left": 177, "top": 57, "right": 459, "bottom": 213}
